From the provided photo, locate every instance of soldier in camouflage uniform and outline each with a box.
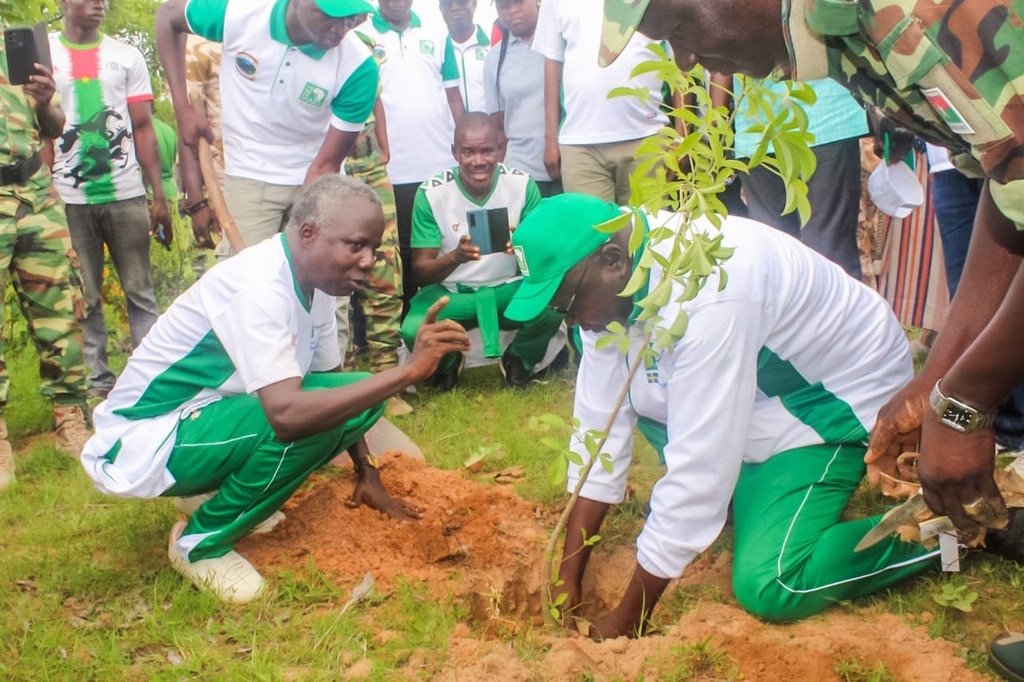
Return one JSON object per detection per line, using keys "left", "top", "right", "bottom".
{"left": 342, "top": 32, "right": 410, "bottom": 416}
{"left": 0, "top": 42, "right": 92, "bottom": 490}
{"left": 589, "top": 0, "right": 1024, "bottom": 647}
{"left": 181, "top": 35, "right": 224, "bottom": 261}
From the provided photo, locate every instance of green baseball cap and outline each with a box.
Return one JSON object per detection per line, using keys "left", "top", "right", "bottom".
{"left": 315, "top": 0, "right": 374, "bottom": 18}
{"left": 505, "top": 194, "right": 621, "bottom": 322}
{"left": 599, "top": 0, "right": 651, "bottom": 67}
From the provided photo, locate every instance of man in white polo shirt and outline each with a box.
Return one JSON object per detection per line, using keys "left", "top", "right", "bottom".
{"left": 156, "top": 0, "right": 380, "bottom": 251}
{"left": 402, "top": 113, "right": 560, "bottom": 390}
{"left": 81, "top": 176, "right": 471, "bottom": 604}
{"left": 440, "top": 0, "right": 490, "bottom": 113}
{"left": 360, "top": 0, "right": 465, "bottom": 309}
{"left": 533, "top": 0, "right": 668, "bottom": 204}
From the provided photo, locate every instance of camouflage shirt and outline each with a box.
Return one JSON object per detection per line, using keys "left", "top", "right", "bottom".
{"left": 0, "top": 41, "right": 55, "bottom": 205}
{"left": 184, "top": 35, "right": 224, "bottom": 182}
{"left": 786, "top": 0, "right": 1024, "bottom": 230}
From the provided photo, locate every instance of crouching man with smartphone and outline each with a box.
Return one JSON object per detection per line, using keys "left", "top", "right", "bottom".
{"left": 402, "top": 112, "right": 562, "bottom": 390}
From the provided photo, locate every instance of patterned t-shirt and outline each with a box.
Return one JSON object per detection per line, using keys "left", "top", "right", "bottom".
{"left": 49, "top": 33, "right": 153, "bottom": 205}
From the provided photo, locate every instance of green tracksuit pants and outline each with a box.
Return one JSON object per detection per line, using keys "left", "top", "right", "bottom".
{"left": 401, "top": 281, "right": 563, "bottom": 377}
{"left": 163, "top": 373, "right": 384, "bottom": 562}
{"left": 639, "top": 424, "right": 940, "bottom": 621}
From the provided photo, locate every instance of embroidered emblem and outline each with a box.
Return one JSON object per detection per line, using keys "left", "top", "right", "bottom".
{"left": 452, "top": 223, "right": 460, "bottom": 232}
{"left": 299, "top": 82, "right": 329, "bottom": 107}
{"left": 419, "top": 39, "right": 435, "bottom": 55}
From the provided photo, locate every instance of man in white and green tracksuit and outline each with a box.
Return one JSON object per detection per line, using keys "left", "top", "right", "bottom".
{"left": 505, "top": 194, "right": 940, "bottom": 638}
{"left": 80, "top": 176, "right": 470, "bottom": 603}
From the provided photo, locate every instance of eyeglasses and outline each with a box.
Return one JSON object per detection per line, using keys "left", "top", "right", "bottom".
{"left": 549, "top": 255, "right": 593, "bottom": 317}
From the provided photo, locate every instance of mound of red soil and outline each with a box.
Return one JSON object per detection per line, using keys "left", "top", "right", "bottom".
{"left": 239, "top": 453, "right": 985, "bottom": 681}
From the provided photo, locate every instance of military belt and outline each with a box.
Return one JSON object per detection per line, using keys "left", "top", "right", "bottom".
{"left": 0, "top": 151, "right": 42, "bottom": 186}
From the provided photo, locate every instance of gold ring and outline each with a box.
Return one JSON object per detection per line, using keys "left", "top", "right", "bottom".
{"left": 962, "top": 497, "right": 987, "bottom": 516}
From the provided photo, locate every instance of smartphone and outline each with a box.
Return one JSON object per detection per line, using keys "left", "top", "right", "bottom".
{"left": 466, "top": 207, "right": 511, "bottom": 255}
{"left": 4, "top": 23, "right": 51, "bottom": 86}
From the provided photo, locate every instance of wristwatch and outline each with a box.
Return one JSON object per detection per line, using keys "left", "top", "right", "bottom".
{"left": 929, "top": 380, "right": 996, "bottom": 434}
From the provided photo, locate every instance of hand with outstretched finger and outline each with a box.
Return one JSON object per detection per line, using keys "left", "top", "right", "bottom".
{"left": 407, "top": 297, "right": 472, "bottom": 382}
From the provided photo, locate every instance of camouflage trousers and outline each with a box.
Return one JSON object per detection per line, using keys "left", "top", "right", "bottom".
{"left": 343, "top": 132, "right": 403, "bottom": 372}
{"left": 0, "top": 191, "right": 89, "bottom": 411}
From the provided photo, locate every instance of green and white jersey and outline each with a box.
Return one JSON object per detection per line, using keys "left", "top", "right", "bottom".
{"left": 446, "top": 25, "right": 490, "bottom": 112}
{"left": 570, "top": 213, "right": 913, "bottom": 580}
{"left": 360, "top": 12, "right": 461, "bottom": 184}
{"left": 81, "top": 234, "right": 341, "bottom": 498}
{"left": 411, "top": 163, "right": 541, "bottom": 290}
{"left": 49, "top": 34, "right": 153, "bottom": 205}
{"left": 185, "top": 0, "right": 378, "bottom": 185}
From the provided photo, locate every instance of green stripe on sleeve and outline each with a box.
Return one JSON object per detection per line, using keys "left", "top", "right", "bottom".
{"left": 185, "top": 0, "right": 230, "bottom": 43}
{"left": 441, "top": 35, "right": 460, "bottom": 81}
{"left": 756, "top": 347, "right": 867, "bottom": 443}
{"left": 330, "top": 56, "right": 379, "bottom": 125}
{"left": 410, "top": 185, "right": 442, "bottom": 248}
{"left": 113, "top": 330, "right": 237, "bottom": 420}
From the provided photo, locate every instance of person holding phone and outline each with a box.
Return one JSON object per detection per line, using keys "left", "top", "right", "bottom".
{"left": 402, "top": 112, "right": 562, "bottom": 390}
{"left": 48, "top": 0, "right": 169, "bottom": 400}
{"left": 0, "top": 31, "right": 92, "bottom": 487}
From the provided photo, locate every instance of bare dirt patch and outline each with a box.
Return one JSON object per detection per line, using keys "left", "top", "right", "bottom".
{"left": 239, "top": 452, "right": 985, "bottom": 681}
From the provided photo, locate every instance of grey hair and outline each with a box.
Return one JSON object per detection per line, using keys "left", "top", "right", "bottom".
{"left": 286, "top": 175, "right": 381, "bottom": 233}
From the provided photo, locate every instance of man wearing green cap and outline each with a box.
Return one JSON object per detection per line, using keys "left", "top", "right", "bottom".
{"left": 597, "top": 0, "right": 1024, "bottom": 561}
{"left": 157, "top": 0, "right": 380, "bottom": 251}
{"left": 507, "top": 193, "right": 949, "bottom": 636}
{"left": 600, "top": 3, "right": 1024, "bottom": 667}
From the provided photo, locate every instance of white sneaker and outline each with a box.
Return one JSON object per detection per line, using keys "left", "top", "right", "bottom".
{"left": 172, "top": 493, "right": 285, "bottom": 534}
{"left": 167, "top": 521, "right": 265, "bottom": 604}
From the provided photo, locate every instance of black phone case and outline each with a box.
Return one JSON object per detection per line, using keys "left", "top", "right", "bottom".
{"left": 4, "top": 23, "right": 51, "bottom": 86}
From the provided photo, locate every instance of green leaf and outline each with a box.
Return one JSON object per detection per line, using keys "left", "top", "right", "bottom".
{"left": 540, "top": 436, "right": 564, "bottom": 452}
{"left": 607, "top": 86, "right": 649, "bottom": 101}
{"left": 594, "top": 211, "right": 633, "bottom": 234}
{"left": 668, "top": 309, "right": 689, "bottom": 338}
{"left": 547, "top": 455, "right": 567, "bottom": 487}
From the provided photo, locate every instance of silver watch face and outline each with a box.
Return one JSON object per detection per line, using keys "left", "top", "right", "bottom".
{"left": 939, "top": 403, "right": 975, "bottom": 432}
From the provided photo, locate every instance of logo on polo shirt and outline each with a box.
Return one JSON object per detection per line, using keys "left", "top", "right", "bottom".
{"left": 299, "top": 82, "right": 329, "bottom": 108}
{"left": 451, "top": 222, "right": 460, "bottom": 232}
{"left": 475, "top": 47, "right": 486, "bottom": 60}
{"left": 234, "top": 52, "right": 259, "bottom": 80}
{"left": 419, "top": 39, "right": 435, "bottom": 55}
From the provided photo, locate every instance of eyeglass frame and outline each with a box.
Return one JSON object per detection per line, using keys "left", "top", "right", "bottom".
{"left": 548, "top": 254, "right": 594, "bottom": 317}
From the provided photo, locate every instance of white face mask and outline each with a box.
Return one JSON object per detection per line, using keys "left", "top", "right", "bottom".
{"left": 867, "top": 160, "right": 924, "bottom": 219}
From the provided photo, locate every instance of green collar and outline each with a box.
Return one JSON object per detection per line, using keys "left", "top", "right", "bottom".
{"left": 59, "top": 33, "right": 104, "bottom": 50}
{"left": 454, "top": 166, "right": 500, "bottom": 206}
{"left": 270, "top": 0, "right": 328, "bottom": 60}
{"left": 280, "top": 233, "right": 312, "bottom": 312}
{"left": 370, "top": 9, "right": 422, "bottom": 34}
{"left": 626, "top": 212, "right": 651, "bottom": 326}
